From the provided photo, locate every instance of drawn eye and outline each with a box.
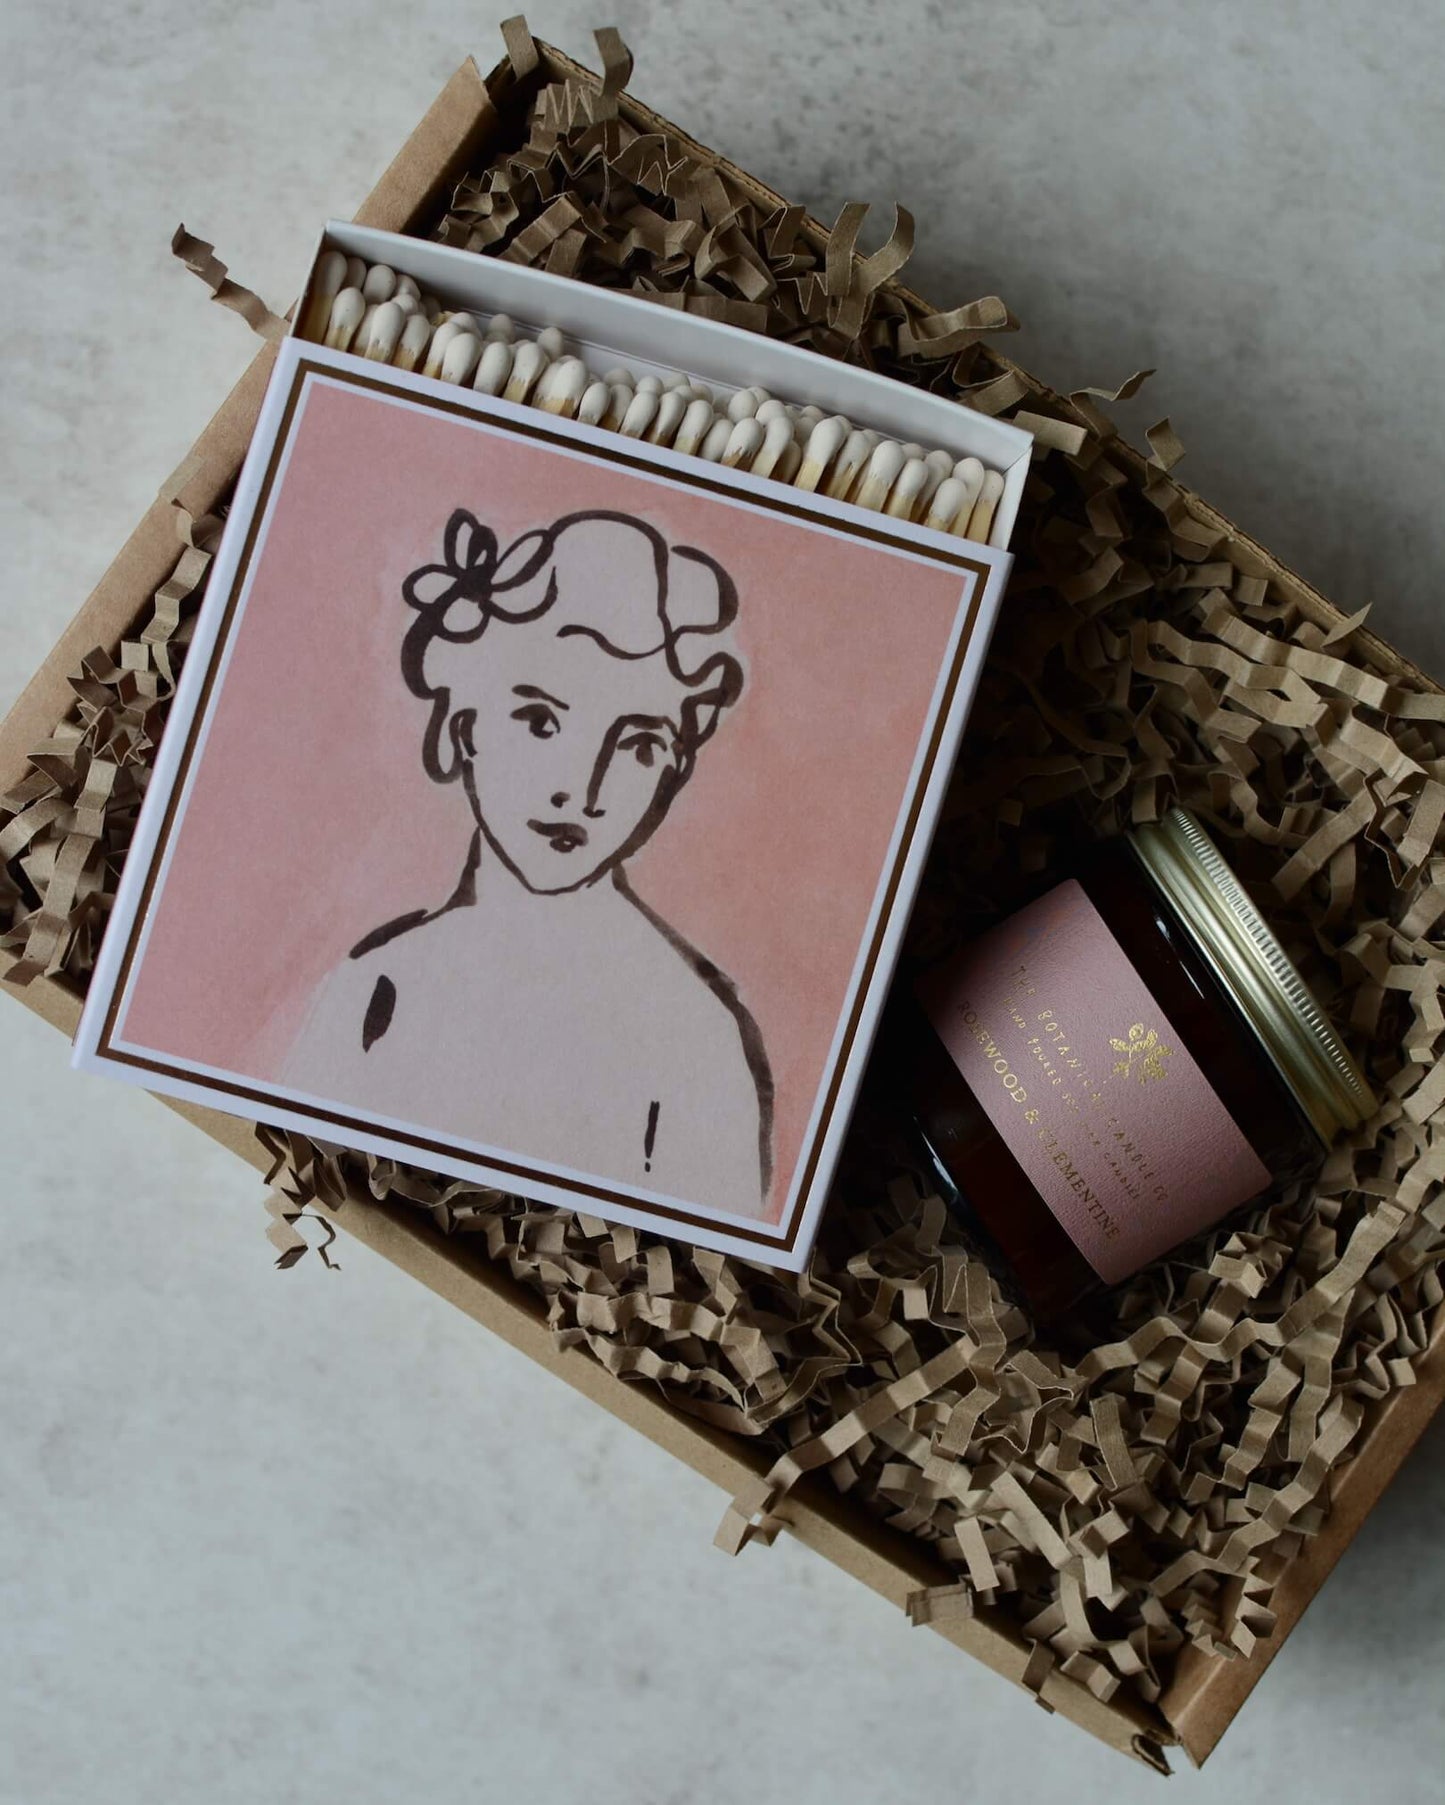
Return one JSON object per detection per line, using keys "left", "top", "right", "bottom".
{"left": 511, "top": 703, "right": 559, "bottom": 740}
{"left": 618, "top": 731, "right": 668, "bottom": 769}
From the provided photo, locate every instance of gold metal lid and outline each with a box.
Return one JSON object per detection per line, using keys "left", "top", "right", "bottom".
{"left": 1129, "top": 808, "right": 1376, "bottom": 1146}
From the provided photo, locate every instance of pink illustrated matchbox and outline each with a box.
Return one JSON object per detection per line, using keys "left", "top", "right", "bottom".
{"left": 73, "top": 241, "right": 1026, "bottom": 1269}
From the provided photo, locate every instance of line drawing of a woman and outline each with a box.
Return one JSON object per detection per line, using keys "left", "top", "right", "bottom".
{"left": 283, "top": 507, "right": 774, "bottom": 1218}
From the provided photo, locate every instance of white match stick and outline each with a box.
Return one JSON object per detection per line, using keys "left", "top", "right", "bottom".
{"left": 899, "top": 441, "right": 926, "bottom": 462}
{"left": 300, "top": 250, "right": 348, "bottom": 342}
{"left": 963, "top": 469, "right": 1005, "bottom": 544}
{"left": 601, "top": 366, "right": 633, "bottom": 386}
{"left": 750, "top": 414, "right": 795, "bottom": 479}
{"left": 439, "top": 333, "right": 482, "bottom": 386}
{"left": 422, "top": 319, "right": 463, "bottom": 380}
{"left": 645, "top": 388, "right": 689, "bottom": 444}
{"left": 324, "top": 287, "right": 366, "bottom": 352}
{"left": 362, "top": 264, "right": 397, "bottom": 304}
{"left": 577, "top": 380, "right": 611, "bottom": 427}
{"left": 721, "top": 417, "right": 765, "bottom": 469}
{"left": 421, "top": 295, "right": 441, "bottom": 322}
{"left": 603, "top": 383, "right": 634, "bottom": 431}
{"left": 884, "top": 457, "right": 931, "bottom": 520}
{"left": 536, "top": 325, "right": 566, "bottom": 360}
{"left": 486, "top": 312, "right": 514, "bottom": 342}
{"left": 699, "top": 417, "right": 734, "bottom": 461}
{"left": 726, "top": 386, "right": 763, "bottom": 423}
{"left": 395, "top": 273, "right": 421, "bottom": 302}
{"left": 795, "top": 404, "right": 825, "bottom": 439}
{"left": 394, "top": 312, "right": 434, "bottom": 373}
{"left": 852, "top": 441, "right": 908, "bottom": 511}
{"left": 537, "top": 357, "right": 587, "bottom": 417}
{"left": 351, "top": 301, "right": 379, "bottom": 350}
{"left": 503, "top": 340, "right": 549, "bottom": 404}
{"left": 795, "top": 416, "right": 849, "bottom": 492}
{"left": 754, "top": 398, "right": 790, "bottom": 427}
{"left": 360, "top": 300, "right": 406, "bottom": 363}
{"left": 620, "top": 390, "right": 660, "bottom": 437}
{"left": 472, "top": 338, "right": 514, "bottom": 395}
{"left": 823, "top": 429, "right": 877, "bottom": 500}
{"left": 673, "top": 398, "right": 715, "bottom": 458}
{"left": 773, "top": 440, "right": 802, "bottom": 485}
{"left": 925, "top": 448, "right": 954, "bottom": 481}
{"left": 662, "top": 369, "right": 692, "bottom": 391}
{"left": 951, "top": 457, "right": 986, "bottom": 527}
{"left": 923, "top": 476, "right": 968, "bottom": 533}
{"left": 343, "top": 256, "right": 367, "bottom": 292}
{"left": 387, "top": 290, "right": 419, "bottom": 318}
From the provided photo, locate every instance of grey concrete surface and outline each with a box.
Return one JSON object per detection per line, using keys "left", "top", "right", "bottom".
{"left": 2, "top": 4, "right": 1443, "bottom": 1801}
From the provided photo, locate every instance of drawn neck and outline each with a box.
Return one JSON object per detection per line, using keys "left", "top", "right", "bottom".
{"left": 464, "top": 831, "right": 619, "bottom": 929}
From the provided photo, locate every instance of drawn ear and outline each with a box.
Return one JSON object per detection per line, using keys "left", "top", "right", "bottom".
{"left": 443, "top": 509, "right": 495, "bottom": 574}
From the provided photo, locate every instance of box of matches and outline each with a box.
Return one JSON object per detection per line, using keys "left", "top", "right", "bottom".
{"left": 69, "top": 234, "right": 1031, "bottom": 1271}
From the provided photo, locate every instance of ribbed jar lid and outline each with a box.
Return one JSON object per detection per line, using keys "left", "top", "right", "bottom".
{"left": 1130, "top": 808, "right": 1376, "bottom": 1145}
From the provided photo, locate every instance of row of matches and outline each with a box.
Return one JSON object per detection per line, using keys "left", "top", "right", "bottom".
{"left": 298, "top": 252, "right": 1007, "bottom": 542}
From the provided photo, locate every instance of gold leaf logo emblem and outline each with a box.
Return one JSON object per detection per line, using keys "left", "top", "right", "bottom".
{"left": 1110, "top": 1023, "right": 1172, "bottom": 1084}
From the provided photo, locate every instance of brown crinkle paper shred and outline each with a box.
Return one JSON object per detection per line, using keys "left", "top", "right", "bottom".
{"left": 6, "top": 25, "right": 1445, "bottom": 1707}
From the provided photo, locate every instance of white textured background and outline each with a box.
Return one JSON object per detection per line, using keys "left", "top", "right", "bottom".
{"left": 3, "top": 4, "right": 1443, "bottom": 1800}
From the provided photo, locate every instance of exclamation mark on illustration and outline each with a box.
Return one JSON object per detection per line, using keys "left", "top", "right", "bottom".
{"left": 643, "top": 1099, "right": 660, "bottom": 1173}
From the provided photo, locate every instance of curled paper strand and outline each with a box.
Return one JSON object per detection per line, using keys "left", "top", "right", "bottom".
{"left": 170, "top": 225, "right": 287, "bottom": 342}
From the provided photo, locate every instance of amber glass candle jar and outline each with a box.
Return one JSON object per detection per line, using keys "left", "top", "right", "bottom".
{"left": 890, "top": 809, "right": 1375, "bottom": 1321}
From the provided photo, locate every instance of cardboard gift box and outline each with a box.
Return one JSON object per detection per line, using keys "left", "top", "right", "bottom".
{"left": 3, "top": 38, "right": 1442, "bottom": 1772}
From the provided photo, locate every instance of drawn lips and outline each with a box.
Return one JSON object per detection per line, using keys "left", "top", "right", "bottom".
{"left": 528, "top": 818, "right": 588, "bottom": 852}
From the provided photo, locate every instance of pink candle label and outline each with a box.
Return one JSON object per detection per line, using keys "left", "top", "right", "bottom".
{"left": 917, "top": 878, "right": 1271, "bottom": 1284}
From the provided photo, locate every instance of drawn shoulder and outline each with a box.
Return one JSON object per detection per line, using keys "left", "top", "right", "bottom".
{"left": 614, "top": 877, "right": 774, "bottom": 1194}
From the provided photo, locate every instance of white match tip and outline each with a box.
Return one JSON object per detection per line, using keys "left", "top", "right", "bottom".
{"left": 422, "top": 318, "right": 462, "bottom": 378}
{"left": 395, "top": 311, "right": 433, "bottom": 371}
{"left": 473, "top": 339, "right": 514, "bottom": 395}
{"left": 674, "top": 397, "right": 715, "bottom": 455}
{"left": 315, "top": 250, "right": 347, "bottom": 295}
{"left": 620, "top": 390, "right": 660, "bottom": 437}
{"left": 363, "top": 301, "right": 405, "bottom": 362}
{"left": 884, "top": 458, "right": 930, "bottom": 517}
{"left": 722, "top": 417, "right": 765, "bottom": 466}
{"left": 699, "top": 417, "right": 733, "bottom": 461}
{"left": 440, "top": 334, "right": 482, "bottom": 385}
{"left": 578, "top": 380, "right": 611, "bottom": 426}
{"left": 324, "top": 287, "right": 365, "bottom": 349}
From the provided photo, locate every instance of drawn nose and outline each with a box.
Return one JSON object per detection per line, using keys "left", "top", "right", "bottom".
{"left": 550, "top": 791, "right": 569, "bottom": 808}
